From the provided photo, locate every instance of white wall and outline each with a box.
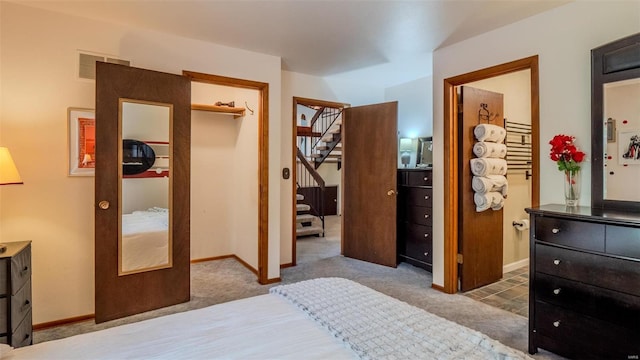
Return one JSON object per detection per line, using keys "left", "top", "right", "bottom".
{"left": 0, "top": 2, "right": 281, "bottom": 324}
{"left": 431, "top": 1, "right": 640, "bottom": 287}
{"left": 385, "top": 76, "right": 433, "bottom": 139}
{"left": 466, "top": 70, "right": 532, "bottom": 267}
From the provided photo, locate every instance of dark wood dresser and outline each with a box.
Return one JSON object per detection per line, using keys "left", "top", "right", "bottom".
{"left": 526, "top": 205, "right": 639, "bottom": 359}
{"left": 0, "top": 241, "right": 32, "bottom": 348}
{"left": 397, "top": 168, "right": 433, "bottom": 271}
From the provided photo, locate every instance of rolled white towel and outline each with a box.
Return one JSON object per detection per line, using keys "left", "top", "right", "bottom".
{"left": 491, "top": 192, "right": 505, "bottom": 211}
{"left": 474, "top": 192, "right": 492, "bottom": 212}
{"left": 474, "top": 124, "right": 506, "bottom": 143}
{"left": 472, "top": 175, "right": 508, "bottom": 197}
{"left": 473, "top": 142, "right": 507, "bottom": 158}
{"left": 470, "top": 158, "right": 507, "bottom": 176}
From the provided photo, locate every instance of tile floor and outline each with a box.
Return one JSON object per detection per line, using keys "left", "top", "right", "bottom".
{"left": 462, "top": 266, "right": 529, "bottom": 317}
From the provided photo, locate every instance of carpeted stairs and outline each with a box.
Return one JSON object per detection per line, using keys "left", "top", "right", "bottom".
{"left": 296, "top": 193, "right": 323, "bottom": 237}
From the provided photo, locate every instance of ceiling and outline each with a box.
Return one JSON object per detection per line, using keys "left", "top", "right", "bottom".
{"left": 16, "top": 0, "right": 571, "bottom": 77}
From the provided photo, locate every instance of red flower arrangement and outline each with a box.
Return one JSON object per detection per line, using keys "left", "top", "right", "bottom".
{"left": 549, "top": 134, "right": 586, "bottom": 173}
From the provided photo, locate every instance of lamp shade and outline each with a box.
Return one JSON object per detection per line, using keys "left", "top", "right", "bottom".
{"left": 0, "top": 147, "right": 23, "bottom": 185}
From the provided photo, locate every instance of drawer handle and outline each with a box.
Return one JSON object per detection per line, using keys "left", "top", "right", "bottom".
{"left": 424, "top": 233, "right": 429, "bottom": 238}
{"left": 424, "top": 195, "right": 430, "bottom": 200}
{"left": 423, "top": 177, "right": 429, "bottom": 181}
{"left": 22, "top": 299, "right": 30, "bottom": 311}
{"left": 21, "top": 266, "right": 29, "bottom": 275}
{"left": 553, "top": 288, "right": 561, "bottom": 295}
{"left": 424, "top": 214, "right": 430, "bottom": 219}
{"left": 551, "top": 228, "right": 560, "bottom": 234}
{"left": 424, "top": 252, "right": 429, "bottom": 256}
{"left": 553, "top": 320, "right": 561, "bottom": 328}
{"left": 553, "top": 259, "right": 561, "bottom": 265}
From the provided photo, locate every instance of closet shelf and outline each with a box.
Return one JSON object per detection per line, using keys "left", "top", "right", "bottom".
{"left": 191, "top": 104, "right": 245, "bottom": 118}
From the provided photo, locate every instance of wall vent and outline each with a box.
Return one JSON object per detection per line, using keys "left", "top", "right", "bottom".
{"left": 78, "top": 51, "right": 130, "bottom": 80}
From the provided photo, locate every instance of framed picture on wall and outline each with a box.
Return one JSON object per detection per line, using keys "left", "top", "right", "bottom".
{"left": 618, "top": 130, "right": 640, "bottom": 165}
{"left": 68, "top": 107, "right": 96, "bottom": 176}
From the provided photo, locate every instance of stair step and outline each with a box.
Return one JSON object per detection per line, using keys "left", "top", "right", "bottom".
{"left": 316, "top": 144, "right": 342, "bottom": 151}
{"left": 296, "top": 214, "right": 316, "bottom": 223}
{"left": 328, "top": 125, "right": 341, "bottom": 134}
{"left": 296, "top": 194, "right": 304, "bottom": 201}
{"left": 321, "top": 134, "right": 335, "bottom": 142}
{"left": 296, "top": 203, "right": 311, "bottom": 212}
{"left": 296, "top": 225, "right": 324, "bottom": 237}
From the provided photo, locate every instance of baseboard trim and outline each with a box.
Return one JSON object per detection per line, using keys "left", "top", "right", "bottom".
{"left": 431, "top": 283, "right": 447, "bottom": 293}
{"left": 34, "top": 314, "right": 95, "bottom": 331}
{"left": 503, "top": 258, "right": 529, "bottom": 273}
{"left": 191, "top": 255, "right": 234, "bottom": 264}
{"left": 231, "top": 255, "right": 258, "bottom": 275}
{"left": 262, "top": 277, "right": 281, "bottom": 285}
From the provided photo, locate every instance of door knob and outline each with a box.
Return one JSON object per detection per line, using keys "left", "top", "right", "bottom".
{"left": 98, "top": 200, "right": 110, "bottom": 210}
{"left": 387, "top": 190, "right": 396, "bottom": 196}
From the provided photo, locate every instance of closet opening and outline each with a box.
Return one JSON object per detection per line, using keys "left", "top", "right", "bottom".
{"left": 183, "top": 71, "right": 270, "bottom": 284}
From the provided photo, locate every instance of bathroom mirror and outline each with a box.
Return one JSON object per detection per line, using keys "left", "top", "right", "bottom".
{"left": 592, "top": 32, "right": 640, "bottom": 211}
{"left": 119, "top": 99, "right": 172, "bottom": 275}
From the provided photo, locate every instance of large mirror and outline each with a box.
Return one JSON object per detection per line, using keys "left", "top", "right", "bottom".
{"left": 119, "top": 99, "right": 172, "bottom": 275}
{"left": 592, "top": 32, "right": 640, "bottom": 211}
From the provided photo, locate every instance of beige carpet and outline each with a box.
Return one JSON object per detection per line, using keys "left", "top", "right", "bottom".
{"left": 34, "top": 215, "right": 564, "bottom": 359}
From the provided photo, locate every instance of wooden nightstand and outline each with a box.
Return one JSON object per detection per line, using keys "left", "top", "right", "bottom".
{"left": 0, "top": 241, "right": 32, "bottom": 347}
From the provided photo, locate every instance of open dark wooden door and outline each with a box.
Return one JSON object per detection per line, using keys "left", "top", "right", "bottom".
{"left": 458, "top": 86, "right": 504, "bottom": 291}
{"left": 342, "top": 102, "right": 398, "bottom": 267}
{"left": 95, "top": 62, "right": 191, "bottom": 322}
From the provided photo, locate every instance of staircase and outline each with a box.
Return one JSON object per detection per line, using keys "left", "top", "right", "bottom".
{"left": 297, "top": 106, "right": 343, "bottom": 170}
{"left": 296, "top": 194, "right": 324, "bottom": 237}
{"left": 295, "top": 103, "right": 344, "bottom": 238}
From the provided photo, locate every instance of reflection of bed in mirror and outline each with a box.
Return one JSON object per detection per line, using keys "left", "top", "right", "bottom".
{"left": 4, "top": 278, "right": 532, "bottom": 360}
{"left": 121, "top": 207, "right": 169, "bottom": 273}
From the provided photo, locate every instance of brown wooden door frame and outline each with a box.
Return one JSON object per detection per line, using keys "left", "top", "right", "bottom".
{"left": 290, "top": 97, "right": 348, "bottom": 267}
{"left": 440, "top": 56, "right": 540, "bottom": 294}
{"left": 182, "top": 70, "right": 271, "bottom": 284}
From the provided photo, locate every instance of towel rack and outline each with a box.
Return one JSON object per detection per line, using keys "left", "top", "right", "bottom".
{"left": 505, "top": 120, "right": 532, "bottom": 176}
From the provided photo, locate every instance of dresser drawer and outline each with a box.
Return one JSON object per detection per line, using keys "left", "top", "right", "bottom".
{"left": 534, "top": 272, "right": 640, "bottom": 329}
{"left": 0, "top": 259, "right": 6, "bottom": 296}
{"left": 535, "top": 217, "right": 604, "bottom": 252}
{"left": 606, "top": 224, "right": 640, "bottom": 259}
{"left": 10, "top": 246, "right": 31, "bottom": 295}
{"left": 11, "top": 279, "right": 31, "bottom": 332}
{"left": 406, "top": 206, "right": 432, "bottom": 226}
{"left": 407, "top": 171, "right": 432, "bottom": 186}
{"left": 399, "top": 223, "right": 432, "bottom": 264}
{"left": 402, "top": 187, "right": 432, "bottom": 207}
{"left": 534, "top": 301, "right": 639, "bottom": 359}
{"left": 0, "top": 297, "right": 6, "bottom": 335}
{"left": 535, "top": 243, "right": 640, "bottom": 296}
{"left": 11, "top": 310, "right": 32, "bottom": 348}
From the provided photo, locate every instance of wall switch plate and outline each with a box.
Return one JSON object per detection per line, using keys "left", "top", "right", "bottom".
{"left": 282, "top": 168, "right": 290, "bottom": 179}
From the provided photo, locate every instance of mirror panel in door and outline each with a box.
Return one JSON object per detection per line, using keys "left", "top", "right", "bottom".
{"left": 603, "top": 78, "right": 640, "bottom": 202}
{"left": 119, "top": 100, "right": 172, "bottom": 275}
